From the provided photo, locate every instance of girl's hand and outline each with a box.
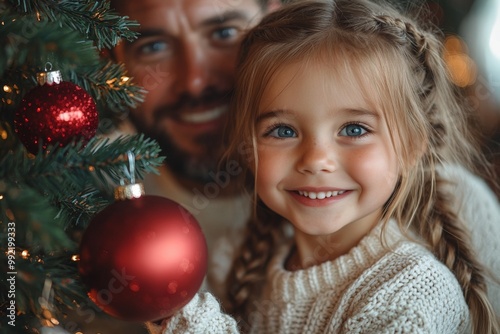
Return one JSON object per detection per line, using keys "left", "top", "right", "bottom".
{"left": 145, "top": 292, "right": 240, "bottom": 334}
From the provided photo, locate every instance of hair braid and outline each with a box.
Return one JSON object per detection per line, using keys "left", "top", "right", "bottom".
{"left": 225, "top": 201, "right": 285, "bottom": 325}
{"left": 417, "top": 174, "right": 500, "bottom": 333}
{"left": 376, "top": 10, "right": 498, "bottom": 187}
{"left": 372, "top": 15, "right": 451, "bottom": 150}
{"left": 373, "top": 11, "right": 499, "bottom": 333}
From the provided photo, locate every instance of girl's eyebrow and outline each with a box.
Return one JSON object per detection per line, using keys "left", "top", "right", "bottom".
{"left": 256, "top": 108, "right": 379, "bottom": 124}
{"left": 255, "top": 109, "right": 290, "bottom": 124}
{"left": 342, "top": 108, "right": 380, "bottom": 119}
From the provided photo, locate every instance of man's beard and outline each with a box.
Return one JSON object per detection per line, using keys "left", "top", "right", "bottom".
{"left": 156, "top": 131, "right": 224, "bottom": 184}
{"left": 129, "top": 87, "right": 233, "bottom": 184}
{"left": 128, "top": 114, "right": 226, "bottom": 184}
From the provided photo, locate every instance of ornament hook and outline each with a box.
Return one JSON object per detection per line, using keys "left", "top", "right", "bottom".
{"left": 128, "top": 150, "right": 136, "bottom": 185}
{"left": 115, "top": 151, "right": 144, "bottom": 200}
{"left": 37, "top": 62, "right": 62, "bottom": 86}
{"left": 44, "top": 62, "right": 53, "bottom": 72}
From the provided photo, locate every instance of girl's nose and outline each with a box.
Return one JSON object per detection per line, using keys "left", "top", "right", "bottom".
{"left": 296, "top": 140, "right": 337, "bottom": 175}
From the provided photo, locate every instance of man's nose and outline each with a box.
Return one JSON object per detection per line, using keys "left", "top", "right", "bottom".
{"left": 296, "top": 139, "right": 337, "bottom": 175}
{"left": 176, "top": 42, "right": 210, "bottom": 96}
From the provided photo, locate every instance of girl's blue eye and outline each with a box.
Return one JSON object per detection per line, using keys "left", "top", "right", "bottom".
{"left": 268, "top": 125, "right": 296, "bottom": 138}
{"left": 340, "top": 124, "right": 367, "bottom": 137}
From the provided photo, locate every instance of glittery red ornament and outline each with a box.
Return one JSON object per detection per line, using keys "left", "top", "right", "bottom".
{"left": 14, "top": 69, "right": 98, "bottom": 154}
{"left": 78, "top": 184, "right": 208, "bottom": 322}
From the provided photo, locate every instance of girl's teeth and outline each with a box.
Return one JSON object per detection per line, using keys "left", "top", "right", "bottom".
{"left": 297, "top": 190, "right": 345, "bottom": 199}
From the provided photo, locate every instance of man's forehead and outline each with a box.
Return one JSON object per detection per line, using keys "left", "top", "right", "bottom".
{"left": 113, "top": 0, "right": 263, "bottom": 16}
{"left": 113, "top": 0, "right": 264, "bottom": 36}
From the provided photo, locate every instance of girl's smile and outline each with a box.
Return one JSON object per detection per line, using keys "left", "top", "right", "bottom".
{"left": 289, "top": 188, "right": 351, "bottom": 207}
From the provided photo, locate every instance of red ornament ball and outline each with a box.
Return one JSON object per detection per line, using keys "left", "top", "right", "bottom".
{"left": 14, "top": 81, "right": 98, "bottom": 154}
{"left": 78, "top": 195, "right": 208, "bottom": 322}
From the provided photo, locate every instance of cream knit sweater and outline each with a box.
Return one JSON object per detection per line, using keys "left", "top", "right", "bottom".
{"left": 147, "top": 221, "right": 470, "bottom": 333}
{"left": 145, "top": 165, "right": 499, "bottom": 334}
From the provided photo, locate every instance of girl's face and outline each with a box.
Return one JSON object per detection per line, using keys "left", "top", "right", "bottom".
{"left": 255, "top": 60, "right": 400, "bottom": 257}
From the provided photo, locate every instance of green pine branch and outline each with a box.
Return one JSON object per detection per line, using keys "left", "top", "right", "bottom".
{"left": 2, "top": 133, "right": 159, "bottom": 330}
{"left": 0, "top": 251, "right": 88, "bottom": 330}
{"left": 0, "top": 18, "right": 98, "bottom": 122}
{"left": 1, "top": 1, "right": 144, "bottom": 125}
{"left": 8, "top": 0, "right": 139, "bottom": 49}
{"left": 0, "top": 133, "right": 164, "bottom": 329}
{"left": 0, "top": 128, "right": 164, "bottom": 251}
{"left": 85, "top": 134, "right": 165, "bottom": 185}
{"left": 0, "top": 1, "right": 165, "bottom": 330}
{"left": 68, "top": 60, "right": 146, "bottom": 120}
{"left": 0, "top": 9, "right": 98, "bottom": 77}
{"left": 0, "top": 180, "right": 75, "bottom": 253}
{"left": 1, "top": 135, "right": 164, "bottom": 218}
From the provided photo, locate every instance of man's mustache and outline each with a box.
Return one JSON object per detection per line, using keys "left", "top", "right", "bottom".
{"left": 153, "top": 88, "right": 233, "bottom": 122}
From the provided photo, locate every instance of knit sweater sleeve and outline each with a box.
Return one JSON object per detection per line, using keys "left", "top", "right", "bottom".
{"left": 144, "top": 292, "right": 240, "bottom": 334}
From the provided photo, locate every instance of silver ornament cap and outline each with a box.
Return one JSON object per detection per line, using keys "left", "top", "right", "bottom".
{"left": 114, "top": 183, "right": 145, "bottom": 201}
{"left": 37, "top": 70, "right": 62, "bottom": 86}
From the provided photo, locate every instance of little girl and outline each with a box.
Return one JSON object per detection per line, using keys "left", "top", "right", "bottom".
{"left": 147, "top": 0, "right": 500, "bottom": 332}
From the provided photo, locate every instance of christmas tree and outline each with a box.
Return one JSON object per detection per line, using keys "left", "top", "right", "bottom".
{"left": 0, "top": 0, "right": 164, "bottom": 332}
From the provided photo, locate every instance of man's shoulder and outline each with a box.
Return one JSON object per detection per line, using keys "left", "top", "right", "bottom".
{"left": 437, "top": 164, "right": 498, "bottom": 204}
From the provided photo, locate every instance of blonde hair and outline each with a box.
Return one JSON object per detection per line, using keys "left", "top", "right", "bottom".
{"left": 224, "top": 0, "right": 499, "bottom": 332}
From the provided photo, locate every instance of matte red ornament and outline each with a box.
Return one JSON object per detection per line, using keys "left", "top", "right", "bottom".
{"left": 14, "top": 69, "right": 98, "bottom": 154}
{"left": 78, "top": 184, "right": 208, "bottom": 322}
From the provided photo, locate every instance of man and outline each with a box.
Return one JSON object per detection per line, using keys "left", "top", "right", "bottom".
{"left": 111, "top": 0, "right": 274, "bottom": 188}
{"left": 55, "top": 1, "right": 279, "bottom": 333}
{"left": 110, "top": 0, "right": 279, "bottom": 301}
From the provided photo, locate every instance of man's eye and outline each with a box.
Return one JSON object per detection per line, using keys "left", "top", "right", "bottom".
{"left": 212, "top": 27, "right": 238, "bottom": 41}
{"left": 268, "top": 126, "right": 296, "bottom": 138}
{"left": 339, "top": 124, "right": 367, "bottom": 137}
{"left": 137, "top": 41, "right": 168, "bottom": 55}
